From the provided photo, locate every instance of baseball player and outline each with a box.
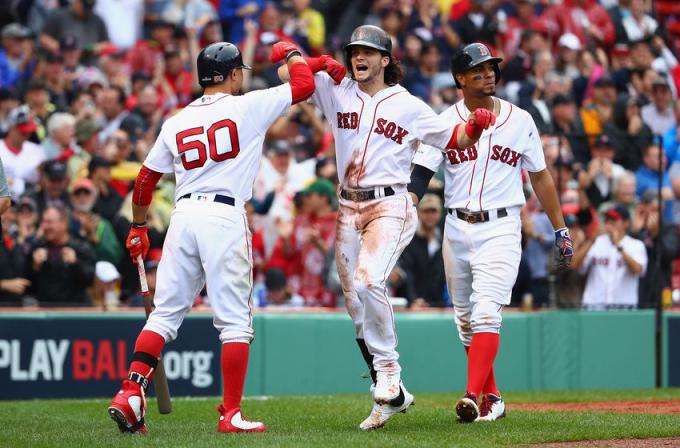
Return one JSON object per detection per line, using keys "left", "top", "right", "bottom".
{"left": 410, "top": 43, "right": 573, "bottom": 423}
{"left": 107, "top": 41, "right": 315, "bottom": 434}
{"left": 276, "top": 26, "right": 495, "bottom": 429}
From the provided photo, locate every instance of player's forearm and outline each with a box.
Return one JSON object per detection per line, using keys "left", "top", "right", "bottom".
{"left": 279, "top": 56, "right": 327, "bottom": 83}
{"left": 529, "top": 169, "right": 566, "bottom": 230}
{"left": 287, "top": 56, "right": 315, "bottom": 104}
{"left": 0, "top": 196, "right": 10, "bottom": 215}
{"left": 131, "top": 203, "right": 149, "bottom": 226}
{"left": 131, "top": 165, "right": 162, "bottom": 225}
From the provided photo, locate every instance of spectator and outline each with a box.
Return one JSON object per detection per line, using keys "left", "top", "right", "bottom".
{"left": 257, "top": 268, "right": 304, "bottom": 308}
{"left": 68, "top": 118, "right": 101, "bottom": 179}
{"left": 580, "top": 76, "right": 618, "bottom": 145}
{"left": 102, "top": 129, "right": 143, "bottom": 197}
{"left": 503, "top": 29, "right": 544, "bottom": 84}
{"left": 451, "top": 0, "right": 499, "bottom": 50}
{"left": 97, "top": 86, "right": 129, "bottom": 144}
{"left": 219, "top": 0, "right": 263, "bottom": 44}
{"left": 70, "top": 177, "right": 123, "bottom": 264}
{"left": 621, "top": 0, "right": 658, "bottom": 43}
{"left": 0, "top": 87, "right": 21, "bottom": 136}
{"left": 39, "top": 0, "right": 110, "bottom": 58}
{"left": 13, "top": 195, "right": 39, "bottom": 249}
{"left": 280, "top": 178, "right": 337, "bottom": 307}
{"left": 120, "top": 85, "right": 162, "bottom": 145}
{"left": 0, "top": 23, "right": 34, "bottom": 88}
{"left": 578, "top": 134, "right": 625, "bottom": 208}
{"left": 26, "top": 206, "right": 96, "bottom": 305}
{"left": 93, "top": 260, "right": 122, "bottom": 309}
{"left": 127, "top": 19, "right": 176, "bottom": 76}
{"left": 598, "top": 170, "right": 638, "bottom": 219}
{"left": 283, "top": 0, "right": 325, "bottom": 54}
{"left": 94, "top": 0, "right": 144, "bottom": 50}
{"left": 550, "top": 95, "right": 589, "bottom": 166}
{"left": 635, "top": 143, "right": 673, "bottom": 203}
{"left": 631, "top": 190, "right": 678, "bottom": 308}
{"left": 42, "top": 113, "right": 77, "bottom": 161}
{"left": 555, "top": 33, "right": 582, "bottom": 80}
{"left": 662, "top": 100, "right": 680, "bottom": 163}
{"left": 162, "top": 47, "right": 194, "bottom": 107}
{"left": 29, "top": 160, "right": 72, "bottom": 216}
{"left": 0, "top": 200, "right": 30, "bottom": 306}
{"left": 521, "top": 199, "right": 556, "bottom": 308}
{"left": 641, "top": 78, "right": 676, "bottom": 136}
{"left": 403, "top": 41, "right": 441, "bottom": 101}
{"left": 88, "top": 155, "right": 123, "bottom": 223}
{"left": 610, "top": 95, "right": 653, "bottom": 170}
{"left": 40, "top": 52, "right": 70, "bottom": 113}
{"left": 398, "top": 193, "right": 446, "bottom": 308}
{"left": 572, "top": 205, "right": 647, "bottom": 310}
{"left": 0, "top": 105, "right": 46, "bottom": 197}
{"left": 540, "top": 0, "right": 615, "bottom": 49}
{"left": 24, "top": 79, "right": 52, "bottom": 140}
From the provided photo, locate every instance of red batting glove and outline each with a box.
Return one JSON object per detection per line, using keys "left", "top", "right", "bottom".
{"left": 126, "top": 224, "right": 150, "bottom": 263}
{"left": 269, "top": 41, "right": 300, "bottom": 63}
{"left": 324, "top": 56, "right": 347, "bottom": 85}
{"left": 464, "top": 108, "right": 496, "bottom": 140}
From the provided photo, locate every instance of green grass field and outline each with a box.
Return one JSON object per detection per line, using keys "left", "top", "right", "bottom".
{"left": 3, "top": 389, "right": 680, "bottom": 448}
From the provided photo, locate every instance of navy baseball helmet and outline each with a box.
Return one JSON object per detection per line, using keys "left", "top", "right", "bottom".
{"left": 450, "top": 43, "right": 503, "bottom": 88}
{"left": 344, "top": 25, "right": 392, "bottom": 70}
{"left": 197, "top": 42, "right": 251, "bottom": 88}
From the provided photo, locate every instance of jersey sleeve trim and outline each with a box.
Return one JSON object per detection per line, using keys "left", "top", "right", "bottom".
{"left": 143, "top": 160, "right": 174, "bottom": 174}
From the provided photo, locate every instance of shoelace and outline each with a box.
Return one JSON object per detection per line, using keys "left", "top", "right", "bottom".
{"left": 479, "top": 397, "right": 494, "bottom": 417}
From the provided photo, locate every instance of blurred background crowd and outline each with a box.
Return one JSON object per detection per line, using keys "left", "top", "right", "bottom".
{"left": 0, "top": 0, "right": 679, "bottom": 311}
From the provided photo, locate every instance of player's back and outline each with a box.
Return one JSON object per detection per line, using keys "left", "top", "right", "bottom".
{"left": 144, "top": 85, "right": 292, "bottom": 203}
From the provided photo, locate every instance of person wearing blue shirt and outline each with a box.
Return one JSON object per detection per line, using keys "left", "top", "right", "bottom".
{"left": 219, "top": 0, "right": 263, "bottom": 44}
{"left": 0, "top": 24, "right": 34, "bottom": 88}
{"left": 635, "top": 143, "right": 674, "bottom": 221}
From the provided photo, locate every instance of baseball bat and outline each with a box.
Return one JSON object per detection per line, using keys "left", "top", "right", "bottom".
{"left": 133, "top": 239, "right": 172, "bottom": 414}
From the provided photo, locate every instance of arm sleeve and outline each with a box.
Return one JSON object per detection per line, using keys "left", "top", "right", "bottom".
{"left": 288, "top": 61, "right": 315, "bottom": 104}
{"left": 244, "top": 83, "right": 293, "bottom": 135}
{"left": 412, "top": 98, "right": 457, "bottom": 149}
{"left": 0, "top": 159, "right": 10, "bottom": 197}
{"left": 408, "top": 164, "right": 437, "bottom": 200}
{"left": 520, "top": 118, "right": 547, "bottom": 173}
{"left": 132, "top": 165, "right": 163, "bottom": 206}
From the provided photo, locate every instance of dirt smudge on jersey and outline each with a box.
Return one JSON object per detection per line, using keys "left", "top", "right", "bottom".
{"left": 344, "top": 148, "right": 363, "bottom": 187}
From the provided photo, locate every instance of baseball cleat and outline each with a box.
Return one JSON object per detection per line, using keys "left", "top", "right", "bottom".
{"left": 373, "top": 371, "right": 401, "bottom": 404}
{"left": 455, "top": 393, "right": 479, "bottom": 423}
{"left": 108, "top": 380, "right": 148, "bottom": 434}
{"left": 477, "top": 393, "right": 506, "bottom": 422}
{"left": 217, "top": 405, "right": 266, "bottom": 433}
{"left": 360, "top": 383, "right": 415, "bottom": 430}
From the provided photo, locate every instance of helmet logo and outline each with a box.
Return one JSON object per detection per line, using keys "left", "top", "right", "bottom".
{"left": 478, "top": 45, "right": 489, "bottom": 57}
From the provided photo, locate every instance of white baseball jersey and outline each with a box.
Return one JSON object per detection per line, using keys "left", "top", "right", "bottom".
{"left": 310, "top": 72, "right": 455, "bottom": 189}
{"left": 143, "top": 85, "right": 292, "bottom": 202}
{"left": 413, "top": 98, "right": 546, "bottom": 211}
{"left": 580, "top": 234, "right": 647, "bottom": 308}
{"left": 0, "top": 139, "right": 46, "bottom": 197}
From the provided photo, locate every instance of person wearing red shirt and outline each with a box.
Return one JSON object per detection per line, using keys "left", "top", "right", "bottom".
{"left": 540, "top": 0, "right": 615, "bottom": 49}
{"left": 281, "top": 178, "right": 337, "bottom": 307}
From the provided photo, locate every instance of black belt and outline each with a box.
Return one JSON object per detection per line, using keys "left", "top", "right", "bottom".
{"left": 340, "top": 186, "right": 395, "bottom": 202}
{"left": 178, "top": 193, "right": 235, "bottom": 206}
{"left": 448, "top": 207, "right": 507, "bottom": 224}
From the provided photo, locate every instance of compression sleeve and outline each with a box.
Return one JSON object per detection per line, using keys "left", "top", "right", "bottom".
{"left": 132, "top": 165, "right": 163, "bottom": 206}
{"left": 289, "top": 62, "right": 315, "bottom": 104}
{"left": 407, "top": 164, "right": 436, "bottom": 201}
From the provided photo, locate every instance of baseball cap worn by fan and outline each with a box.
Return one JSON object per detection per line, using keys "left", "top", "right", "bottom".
{"left": 604, "top": 205, "right": 630, "bottom": 221}
{"left": 594, "top": 134, "right": 614, "bottom": 149}
{"left": 1, "top": 23, "right": 33, "bottom": 39}
{"left": 558, "top": 33, "right": 582, "bottom": 51}
{"left": 75, "top": 119, "right": 99, "bottom": 144}
{"left": 43, "top": 160, "right": 68, "bottom": 181}
{"left": 70, "top": 177, "right": 96, "bottom": 194}
{"left": 88, "top": 155, "right": 114, "bottom": 175}
{"left": 96, "top": 261, "right": 121, "bottom": 283}
{"left": 303, "top": 178, "right": 336, "bottom": 199}
{"left": 7, "top": 105, "right": 38, "bottom": 134}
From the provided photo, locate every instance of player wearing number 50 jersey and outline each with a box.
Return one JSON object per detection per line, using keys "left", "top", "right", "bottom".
{"left": 277, "top": 26, "right": 495, "bottom": 430}
{"left": 410, "top": 43, "right": 574, "bottom": 423}
{"left": 107, "top": 41, "right": 314, "bottom": 435}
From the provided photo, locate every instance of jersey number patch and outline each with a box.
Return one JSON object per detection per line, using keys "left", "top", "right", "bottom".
{"left": 176, "top": 119, "right": 240, "bottom": 170}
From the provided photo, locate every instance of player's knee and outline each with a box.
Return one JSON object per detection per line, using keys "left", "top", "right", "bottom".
{"left": 454, "top": 307, "right": 473, "bottom": 345}
{"left": 218, "top": 329, "right": 253, "bottom": 344}
{"left": 470, "top": 301, "right": 503, "bottom": 333}
{"left": 144, "top": 321, "right": 178, "bottom": 343}
{"left": 353, "top": 275, "right": 380, "bottom": 299}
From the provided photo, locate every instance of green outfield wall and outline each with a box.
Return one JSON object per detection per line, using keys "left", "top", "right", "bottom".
{"left": 0, "top": 310, "right": 662, "bottom": 399}
{"left": 244, "top": 310, "right": 657, "bottom": 396}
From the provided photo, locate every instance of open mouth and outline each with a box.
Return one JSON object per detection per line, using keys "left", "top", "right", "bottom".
{"left": 355, "top": 64, "right": 368, "bottom": 73}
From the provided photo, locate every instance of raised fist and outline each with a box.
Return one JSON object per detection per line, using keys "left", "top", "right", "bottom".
{"left": 468, "top": 108, "right": 496, "bottom": 129}
{"left": 322, "top": 55, "right": 346, "bottom": 84}
{"left": 269, "top": 41, "right": 300, "bottom": 63}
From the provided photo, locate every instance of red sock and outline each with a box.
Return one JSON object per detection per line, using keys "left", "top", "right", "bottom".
{"left": 128, "top": 330, "right": 165, "bottom": 380}
{"left": 465, "top": 345, "right": 500, "bottom": 397}
{"left": 221, "top": 342, "right": 250, "bottom": 410}
{"left": 466, "top": 332, "right": 499, "bottom": 398}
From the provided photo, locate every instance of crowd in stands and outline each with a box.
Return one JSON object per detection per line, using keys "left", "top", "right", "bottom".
{"left": 1, "top": 0, "right": 680, "bottom": 310}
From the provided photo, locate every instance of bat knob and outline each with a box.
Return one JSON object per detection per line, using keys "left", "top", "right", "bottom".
{"left": 131, "top": 236, "right": 141, "bottom": 245}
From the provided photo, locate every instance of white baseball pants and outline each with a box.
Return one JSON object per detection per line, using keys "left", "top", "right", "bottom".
{"left": 335, "top": 192, "right": 417, "bottom": 374}
{"left": 145, "top": 198, "right": 254, "bottom": 344}
{"left": 442, "top": 209, "right": 522, "bottom": 346}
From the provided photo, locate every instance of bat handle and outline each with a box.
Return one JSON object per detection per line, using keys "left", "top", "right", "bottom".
{"left": 131, "top": 237, "right": 149, "bottom": 296}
